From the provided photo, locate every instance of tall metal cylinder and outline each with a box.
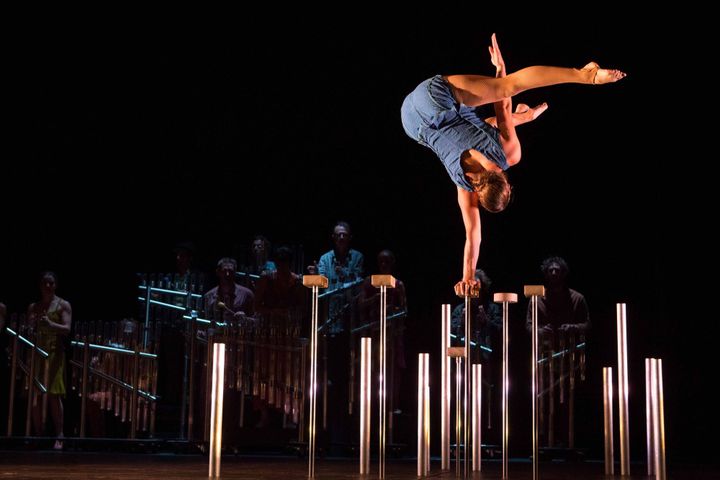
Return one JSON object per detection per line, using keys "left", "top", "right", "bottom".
{"left": 650, "top": 358, "right": 666, "bottom": 480}
{"left": 370, "top": 274, "right": 395, "bottom": 479}
{"left": 603, "top": 367, "right": 614, "bottom": 475}
{"left": 360, "top": 338, "right": 372, "bottom": 475}
{"left": 531, "top": 294, "right": 539, "bottom": 480}
{"left": 188, "top": 311, "right": 197, "bottom": 441}
{"left": 7, "top": 332, "right": 18, "bottom": 436}
{"left": 502, "top": 299, "right": 510, "bottom": 479}
{"left": 493, "top": 292, "right": 517, "bottom": 480}
{"left": 472, "top": 364, "right": 482, "bottom": 471}
{"left": 302, "top": 275, "right": 327, "bottom": 479}
{"left": 455, "top": 356, "right": 462, "bottom": 477}
{"left": 80, "top": 336, "right": 90, "bottom": 438}
{"left": 524, "top": 285, "right": 544, "bottom": 480}
{"left": 441, "top": 304, "right": 451, "bottom": 471}
{"left": 144, "top": 284, "right": 152, "bottom": 349}
{"left": 656, "top": 359, "right": 666, "bottom": 480}
{"left": 130, "top": 345, "right": 140, "bottom": 439}
{"left": 463, "top": 295, "right": 471, "bottom": 478}
{"left": 25, "top": 342, "right": 37, "bottom": 437}
{"left": 645, "top": 358, "right": 654, "bottom": 476}
{"left": 379, "top": 284, "right": 387, "bottom": 479}
{"left": 616, "top": 303, "right": 630, "bottom": 476}
{"left": 208, "top": 343, "right": 226, "bottom": 479}
{"left": 417, "top": 353, "right": 430, "bottom": 477}
{"left": 309, "top": 286, "right": 319, "bottom": 479}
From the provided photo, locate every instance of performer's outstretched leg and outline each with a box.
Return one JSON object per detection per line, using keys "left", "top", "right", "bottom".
{"left": 447, "top": 62, "right": 625, "bottom": 107}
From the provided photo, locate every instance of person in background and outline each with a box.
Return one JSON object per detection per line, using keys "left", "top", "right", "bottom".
{"left": 27, "top": 271, "right": 72, "bottom": 450}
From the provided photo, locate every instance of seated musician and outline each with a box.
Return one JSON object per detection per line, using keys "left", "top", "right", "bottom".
{"left": 525, "top": 256, "right": 590, "bottom": 449}
{"left": 307, "top": 220, "right": 364, "bottom": 450}
{"left": 357, "top": 249, "right": 408, "bottom": 415}
{"left": 253, "top": 246, "right": 306, "bottom": 427}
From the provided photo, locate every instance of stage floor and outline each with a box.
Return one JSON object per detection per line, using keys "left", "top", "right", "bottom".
{"left": 1, "top": 451, "right": 717, "bottom": 479}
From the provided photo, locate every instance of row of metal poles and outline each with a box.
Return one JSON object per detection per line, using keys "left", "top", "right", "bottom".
{"left": 6, "top": 277, "right": 667, "bottom": 480}
{"left": 299, "top": 280, "right": 668, "bottom": 479}
{"left": 602, "top": 306, "right": 667, "bottom": 480}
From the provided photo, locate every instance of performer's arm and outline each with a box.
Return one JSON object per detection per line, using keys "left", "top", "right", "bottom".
{"left": 455, "top": 187, "right": 481, "bottom": 296}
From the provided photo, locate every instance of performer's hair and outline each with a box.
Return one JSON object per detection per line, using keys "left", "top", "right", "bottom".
{"left": 472, "top": 170, "right": 511, "bottom": 213}
{"left": 540, "top": 256, "right": 569, "bottom": 275}
{"left": 216, "top": 257, "right": 238, "bottom": 270}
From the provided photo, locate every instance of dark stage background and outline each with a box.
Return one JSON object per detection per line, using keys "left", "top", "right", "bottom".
{"left": 2, "top": 14, "right": 714, "bottom": 464}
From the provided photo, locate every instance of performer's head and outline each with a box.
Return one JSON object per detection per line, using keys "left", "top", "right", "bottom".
{"left": 377, "top": 250, "right": 396, "bottom": 274}
{"left": 38, "top": 271, "right": 58, "bottom": 296}
{"left": 215, "top": 257, "right": 238, "bottom": 283}
{"left": 274, "top": 246, "right": 293, "bottom": 271}
{"left": 471, "top": 170, "right": 512, "bottom": 213}
{"left": 173, "top": 240, "right": 195, "bottom": 274}
{"left": 474, "top": 268, "right": 492, "bottom": 303}
{"left": 251, "top": 235, "right": 271, "bottom": 262}
{"left": 331, "top": 221, "right": 352, "bottom": 251}
{"left": 540, "top": 256, "right": 569, "bottom": 286}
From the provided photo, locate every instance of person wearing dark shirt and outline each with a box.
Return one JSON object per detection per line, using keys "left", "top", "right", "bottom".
{"left": 526, "top": 256, "right": 590, "bottom": 449}
{"left": 204, "top": 257, "right": 255, "bottom": 323}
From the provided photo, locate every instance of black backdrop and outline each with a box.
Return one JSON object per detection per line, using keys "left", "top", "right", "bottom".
{"left": 2, "top": 13, "right": 714, "bottom": 464}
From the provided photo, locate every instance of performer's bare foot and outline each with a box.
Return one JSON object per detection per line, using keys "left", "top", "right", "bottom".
{"left": 515, "top": 102, "right": 548, "bottom": 122}
{"left": 582, "top": 61, "right": 626, "bottom": 84}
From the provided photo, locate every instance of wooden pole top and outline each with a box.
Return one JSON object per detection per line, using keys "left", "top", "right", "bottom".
{"left": 447, "top": 346, "right": 467, "bottom": 358}
{"left": 493, "top": 293, "right": 518, "bottom": 303}
{"left": 523, "top": 285, "right": 545, "bottom": 297}
{"left": 302, "top": 275, "right": 328, "bottom": 288}
{"left": 371, "top": 274, "right": 396, "bottom": 288}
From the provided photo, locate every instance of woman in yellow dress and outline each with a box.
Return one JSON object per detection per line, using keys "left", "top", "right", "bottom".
{"left": 27, "top": 271, "right": 72, "bottom": 450}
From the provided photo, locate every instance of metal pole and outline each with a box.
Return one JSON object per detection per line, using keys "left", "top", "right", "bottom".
{"left": 441, "top": 304, "right": 451, "bottom": 471}
{"left": 603, "top": 367, "right": 614, "bottom": 475}
{"left": 322, "top": 333, "right": 327, "bottom": 431}
{"left": 208, "top": 343, "right": 226, "bottom": 478}
{"left": 531, "top": 294, "right": 539, "bottom": 480}
{"left": 502, "top": 301, "right": 509, "bottom": 479}
{"left": 524, "top": 285, "right": 545, "bottom": 480}
{"left": 144, "top": 284, "right": 152, "bottom": 349}
{"left": 188, "top": 310, "right": 197, "bottom": 441}
{"left": 380, "top": 284, "right": 387, "bottom": 479}
{"left": 310, "top": 287, "right": 319, "bottom": 479}
{"left": 656, "top": 358, "right": 666, "bottom": 480}
{"left": 617, "top": 303, "right": 630, "bottom": 476}
{"left": 25, "top": 341, "right": 37, "bottom": 437}
{"left": 463, "top": 295, "right": 471, "bottom": 478}
{"left": 298, "top": 338, "right": 308, "bottom": 444}
{"left": 651, "top": 358, "right": 666, "bottom": 480}
{"left": 80, "top": 337, "right": 90, "bottom": 438}
{"left": 180, "top": 292, "right": 192, "bottom": 439}
{"left": 447, "top": 345, "right": 465, "bottom": 478}
{"left": 130, "top": 344, "right": 140, "bottom": 439}
{"left": 360, "top": 337, "right": 371, "bottom": 475}
{"left": 568, "top": 333, "right": 576, "bottom": 449}
{"left": 417, "top": 353, "right": 430, "bottom": 477}
{"left": 646, "top": 358, "right": 655, "bottom": 476}
{"left": 472, "top": 364, "right": 482, "bottom": 472}
{"left": 493, "top": 292, "right": 517, "bottom": 480}
{"left": 7, "top": 333, "right": 18, "bottom": 436}
{"left": 456, "top": 356, "right": 462, "bottom": 477}
{"left": 425, "top": 371, "right": 430, "bottom": 475}
{"left": 204, "top": 322, "right": 214, "bottom": 443}
{"left": 371, "top": 274, "right": 395, "bottom": 479}
{"left": 303, "top": 275, "right": 328, "bottom": 479}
